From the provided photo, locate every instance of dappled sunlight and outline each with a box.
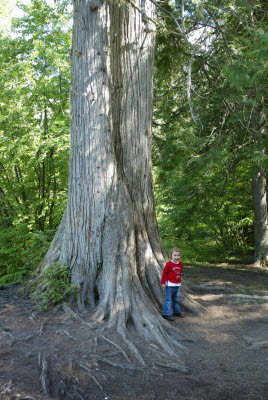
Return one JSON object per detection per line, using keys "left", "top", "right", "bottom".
{"left": 144, "top": 244, "right": 152, "bottom": 263}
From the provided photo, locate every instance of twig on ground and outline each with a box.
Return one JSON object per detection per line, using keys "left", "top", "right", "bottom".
{"left": 151, "top": 391, "right": 156, "bottom": 400}
{"left": 29, "top": 312, "right": 37, "bottom": 321}
{"left": 1, "top": 331, "right": 15, "bottom": 347}
{"left": 56, "top": 329, "right": 75, "bottom": 340}
{"left": 19, "top": 334, "right": 34, "bottom": 344}
{"left": 2, "top": 331, "right": 14, "bottom": 338}
{"left": 0, "top": 380, "right": 12, "bottom": 396}
{"left": 8, "top": 333, "right": 34, "bottom": 347}
{"left": 67, "top": 358, "right": 76, "bottom": 378}
{"left": 59, "top": 316, "right": 71, "bottom": 325}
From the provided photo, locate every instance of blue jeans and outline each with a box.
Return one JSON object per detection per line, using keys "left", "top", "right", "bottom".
{"left": 162, "top": 286, "right": 181, "bottom": 316}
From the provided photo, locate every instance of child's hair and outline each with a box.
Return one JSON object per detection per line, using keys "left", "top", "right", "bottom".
{"left": 169, "top": 247, "right": 181, "bottom": 258}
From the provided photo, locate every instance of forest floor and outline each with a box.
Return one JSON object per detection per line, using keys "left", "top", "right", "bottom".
{"left": 0, "top": 263, "right": 268, "bottom": 400}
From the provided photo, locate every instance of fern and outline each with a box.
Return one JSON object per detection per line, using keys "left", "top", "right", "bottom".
{"left": 32, "top": 263, "right": 77, "bottom": 310}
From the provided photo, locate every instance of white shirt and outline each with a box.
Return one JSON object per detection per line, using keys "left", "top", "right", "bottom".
{"left": 167, "top": 281, "right": 181, "bottom": 287}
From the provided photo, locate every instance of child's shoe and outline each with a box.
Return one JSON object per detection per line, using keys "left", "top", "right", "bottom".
{"left": 162, "top": 315, "right": 174, "bottom": 321}
{"left": 174, "top": 313, "right": 184, "bottom": 318}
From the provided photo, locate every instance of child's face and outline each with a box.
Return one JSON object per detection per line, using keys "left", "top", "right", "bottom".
{"left": 172, "top": 251, "right": 181, "bottom": 263}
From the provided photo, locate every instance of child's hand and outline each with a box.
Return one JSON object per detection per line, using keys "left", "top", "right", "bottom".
{"left": 161, "top": 284, "right": 166, "bottom": 288}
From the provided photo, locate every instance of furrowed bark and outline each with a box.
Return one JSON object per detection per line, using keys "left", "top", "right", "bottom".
{"left": 34, "top": 0, "right": 201, "bottom": 358}
{"left": 252, "top": 165, "right": 268, "bottom": 266}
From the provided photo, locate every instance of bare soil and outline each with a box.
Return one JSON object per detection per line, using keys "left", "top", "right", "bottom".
{"left": 0, "top": 263, "right": 267, "bottom": 400}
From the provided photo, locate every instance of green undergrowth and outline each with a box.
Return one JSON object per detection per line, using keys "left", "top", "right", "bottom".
{"left": 162, "top": 237, "right": 254, "bottom": 265}
{"left": 0, "top": 225, "right": 54, "bottom": 285}
{"left": 32, "top": 263, "right": 77, "bottom": 311}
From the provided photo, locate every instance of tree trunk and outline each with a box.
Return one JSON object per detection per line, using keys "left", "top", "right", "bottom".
{"left": 252, "top": 165, "right": 268, "bottom": 266}
{"left": 35, "top": 0, "right": 200, "bottom": 359}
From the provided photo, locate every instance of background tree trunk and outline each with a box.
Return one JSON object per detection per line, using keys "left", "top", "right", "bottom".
{"left": 252, "top": 165, "right": 268, "bottom": 266}
{"left": 251, "top": 100, "right": 268, "bottom": 267}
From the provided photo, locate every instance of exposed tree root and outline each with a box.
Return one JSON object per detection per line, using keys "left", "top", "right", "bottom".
{"left": 99, "top": 334, "right": 131, "bottom": 363}
{"left": 38, "top": 319, "right": 48, "bottom": 336}
{"left": 71, "top": 385, "right": 87, "bottom": 400}
{"left": 131, "top": 305, "right": 188, "bottom": 356}
{"left": 117, "top": 327, "right": 148, "bottom": 368}
{"left": 243, "top": 336, "right": 268, "bottom": 350}
{"left": 57, "top": 379, "right": 69, "bottom": 398}
{"left": 77, "top": 306, "right": 191, "bottom": 375}
{"left": 62, "top": 303, "right": 97, "bottom": 329}
{"left": 93, "top": 354, "right": 146, "bottom": 372}
{"left": 228, "top": 294, "right": 268, "bottom": 302}
{"left": 38, "top": 353, "right": 51, "bottom": 396}
{"left": 154, "top": 361, "right": 191, "bottom": 374}
{"left": 253, "top": 259, "right": 268, "bottom": 268}
{"left": 77, "top": 361, "right": 108, "bottom": 397}
{"left": 62, "top": 292, "right": 191, "bottom": 373}
{"left": 61, "top": 308, "right": 191, "bottom": 377}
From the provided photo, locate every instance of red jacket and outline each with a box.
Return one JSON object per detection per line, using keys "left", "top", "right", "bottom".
{"left": 161, "top": 261, "right": 183, "bottom": 285}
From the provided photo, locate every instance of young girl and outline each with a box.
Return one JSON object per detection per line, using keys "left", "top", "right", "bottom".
{"left": 161, "top": 247, "right": 184, "bottom": 321}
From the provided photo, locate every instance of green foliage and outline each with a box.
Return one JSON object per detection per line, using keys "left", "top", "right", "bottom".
{"left": 163, "top": 237, "right": 253, "bottom": 264}
{"left": 0, "top": 0, "right": 71, "bottom": 284}
{"left": 153, "top": 0, "right": 267, "bottom": 260}
{"left": 32, "top": 263, "right": 77, "bottom": 310}
{"left": 0, "top": 0, "right": 71, "bottom": 232}
{"left": 0, "top": 224, "right": 54, "bottom": 284}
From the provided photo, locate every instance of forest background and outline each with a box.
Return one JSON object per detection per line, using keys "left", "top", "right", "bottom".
{"left": 0, "top": 0, "right": 267, "bottom": 285}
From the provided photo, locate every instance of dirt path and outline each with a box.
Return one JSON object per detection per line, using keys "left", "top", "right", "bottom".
{"left": 0, "top": 264, "right": 267, "bottom": 400}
